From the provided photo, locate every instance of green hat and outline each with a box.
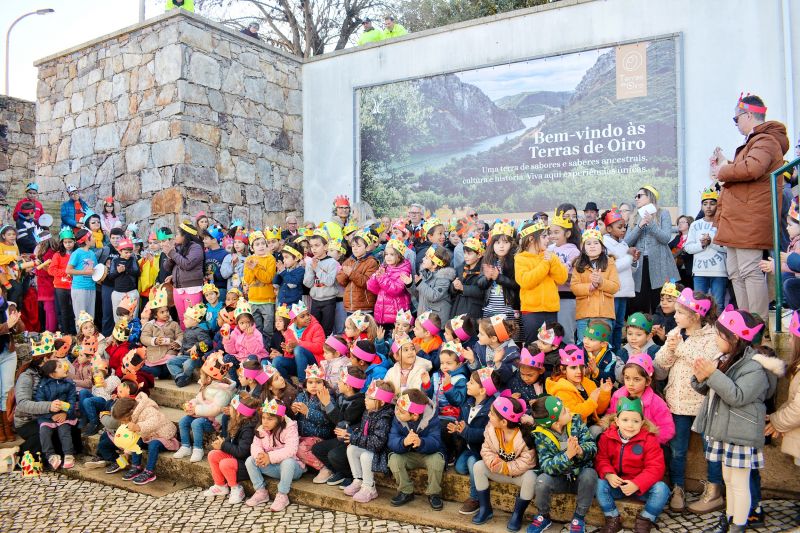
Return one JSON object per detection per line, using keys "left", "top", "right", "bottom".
{"left": 626, "top": 312, "right": 652, "bottom": 333}
{"left": 616, "top": 396, "right": 643, "bottom": 417}
{"left": 156, "top": 229, "right": 174, "bottom": 242}
{"left": 584, "top": 321, "right": 611, "bottom": 343}
{"left": 534, "top": 396, "right": 564, "bottom": 429}
{"left": 58, "top": 227, "right": 75, "bottom": 240}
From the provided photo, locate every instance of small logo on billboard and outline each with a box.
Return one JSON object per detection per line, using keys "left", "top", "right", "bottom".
{"left": 616, "top": 42, "right": 648, "bottom": 99}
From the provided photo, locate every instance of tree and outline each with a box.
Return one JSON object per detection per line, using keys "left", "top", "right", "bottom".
{"left": 397, "top": 0, "right": 549, "bottom": 32}
{"left": 198, "top": 0, "right": 398, "bottom": 57}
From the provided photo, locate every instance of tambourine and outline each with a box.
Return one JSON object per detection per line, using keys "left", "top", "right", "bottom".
{"left": 91, "top": 263, "right": 108, "bottom": 283}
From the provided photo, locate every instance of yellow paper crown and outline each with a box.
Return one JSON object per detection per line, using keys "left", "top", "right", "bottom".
{"left": 386, "top": 238, "right": 408, "bottom": 258}
{"left": 264, "top": 226, "right": 281, "bottom": 241}
{"left": 31, "top": 332, "right": 55, "bottom": 357}
{"left": 276, "top": 304, "right": 291, "bottom": 320}
{"left": 312, "top": 228, "right": 330, "bottom": 242}
{"left": 234, "top": 297, "right": 252, "bottom": 318}
{"left": 661, "top": 281, "right": 681, "bottom": 298}
{"left": 425, "top": 246, "right": 445, "bottom": 267}
{"left": 149, "top": 286, "right": 169, "bottom": 309}
{"left": 112, "top": 318, "right": 129, "bottom": 342}
{"left": 248, "top": 230, "right": 266, "bottom": 245}
{"left": 490, "top": 222, "right": 515, "bottom": 239}
{"left": 422, "top": 218, "right": 443, "bottom": 235}
{"left": 184, "top": 303, "right": 207, "bottom": 323}
{"left": 462, "top": 237, "right": 485, "bottom": 255}
{"left": 328, "top": 239, "right": 346, "bottom": 255}
{"left": 701, "top": 186, "right": 719, "bottom": 202}
{"left": 76, "top": 310, "right": 94, "bottom": 330}
{"left": 343, "top": 223, "right": 360, "bottom": 236}
{"left": 581, "top": 228, "right": 603, "bottom": 243}
{"left": 519, "top": 221, "right": 548, "bottom": 240}
{"left": 202, "top": 282, "right": 219, "bottom": 294}
{"left": 551, "top": 211, "right": 574, "bottom": 229}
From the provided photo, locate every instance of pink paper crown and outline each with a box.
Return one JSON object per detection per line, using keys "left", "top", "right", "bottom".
{"left": 450, "top": 314, "right": 470, "bottom": 341}
{"left": 790, "top": 310, "right": 800, "bottom": 338}
{"left": 339, "top": 367, "right": 366, "bottom": 390}
{"left": 418, "top": 311, "right": 440, "bottom": 335}
{"left": 519, "top": 347, "right": 545, "bottom": 369}
{"left": 737, "top": 92, "right": 767, "bottom": 114}
{"left": 351, "top": 345, "right": 377, "bottom": 363}
{"left": 537, "top": 322, "right": 562, "bottom": 347}
{"left": 677, "top": 287, "right": 712, "bottom": 317}
{"left": 324, "top": 336, "right": 349, "bottom": 356}
{"left": 627, "top": 353, "right": 654, "bottom": 377}
{"left": 476, "top": 367, "right": 497, "bottom": 396}
{"left": 367, "top": 381, "right": 395, "bottom": 403}
{"left": 492, "top": 390, "right": 526, "bottom": 423}
{"left": 242, "top": 367, "right": 269, "bottom": 385}
{"left": 230, "top": 395, "right": 257, "bottom": 417}
{"left": 559, "top": 344, "right": 585, "bottom": 366}
{"left": 717, "top": 304, "right": 763, "bottom": 342}
{"left": 397, "top": 393, "right": 426, "bottom": 414}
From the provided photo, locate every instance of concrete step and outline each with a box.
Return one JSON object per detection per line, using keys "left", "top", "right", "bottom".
{"left": 149, "top": 380, "right": 200, "bottom": 410}
{"left": 62, "top": 457, "right": 192, "bottom": 497}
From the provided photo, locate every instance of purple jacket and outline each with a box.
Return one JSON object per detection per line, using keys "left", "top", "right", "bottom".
{"left": 609, "top": 386, "right": 675, "bottom": 445}
{"left": 164, "top": 241, "right": 205, "bottom": 288}
{"left": 366, "top": 259, "right": 412, "bottom": 325}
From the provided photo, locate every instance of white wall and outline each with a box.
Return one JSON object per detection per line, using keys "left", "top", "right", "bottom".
{"left": 302, "top": 0, "right": 800, "bottom": 222}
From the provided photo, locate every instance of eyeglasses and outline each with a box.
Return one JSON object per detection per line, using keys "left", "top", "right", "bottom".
{"left": 468, "top": 213, "right": 478, "bottom": 218}
{"left": 733, "top": 113, "right": 747, "bottom": 125}
{"left": 634, "top": 193, "right": 646, "bottom": 199}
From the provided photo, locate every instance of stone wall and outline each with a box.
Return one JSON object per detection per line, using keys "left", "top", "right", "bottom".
{"left": 0, "top": 96, "right": 37, "bottom": 202}
{"left": 34, "top": 10, "right": 303, "bottom": 233}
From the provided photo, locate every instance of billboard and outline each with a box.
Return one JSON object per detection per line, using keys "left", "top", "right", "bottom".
{"left": 357, "top": 37, "right": 680, "bottom": 219}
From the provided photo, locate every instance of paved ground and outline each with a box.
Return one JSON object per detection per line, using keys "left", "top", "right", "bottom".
{"left": 0, "top": 473, "right": 798, "bottom": 533}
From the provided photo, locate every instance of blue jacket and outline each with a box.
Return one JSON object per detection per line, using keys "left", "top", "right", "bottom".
{"left": 349, "top": 403, "right": 394, "bottom": 473}
{"left": 273, "top": 265, "right": 305, "bottom": 306}
{"left": 456, "top": 396, "right": 492, "bottom": 453}
{"left": 586, "top": 346, "right": 619, "bottom": 384}
{"left": 60, "top": 198, "right": 89, "bottom": 229}
{"left": 33, "top": 377, "right": 78, "bottom": 422}
{"left": 508, "top": 374, "right": 545, "bottom": 405}
{"left": 427, "top": 365, "right": 468, "bottom": 415}
{"left": 466, "top": 340, "right": 519, "bottom": 387}
{"left": 294, "top": 391, "right": 334, "bottom": 439}
{"left": 204, "top": 301, "right": 223, "bottom": 335}
{"left": 361, "top": 362, "right": 387, "bottom": 393}
{"left": 388, "top": 400, "right": 443, "bottom": 455}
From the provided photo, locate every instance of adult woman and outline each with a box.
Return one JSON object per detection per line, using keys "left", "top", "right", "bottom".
{"left": 161, "top": 221, "right": 205, "bottom": 329}
{"left": 85, "top": 214, "right": 107, "bottom": 251}
{"left": 0, "top": 294, "right": 22, "bottom": 442}
{"left": 670, "top": 215, "right": 694, "bottom": 289}
{"left": 98, "top": 197, "right": 121, "bottom": 234}
{"left": 618, "top": 202, "right": 633, "bottom": 224}
{"left": 624, "top": 186, "right": 679, "bottom": 315}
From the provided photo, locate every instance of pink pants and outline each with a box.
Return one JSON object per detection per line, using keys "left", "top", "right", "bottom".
{"left": 297, "top": 436, "right": 324, "bottom": 471}
{"left": 42, "top": 300, "right": 56, "bottom": 332}
{"left": 208, "top": 450, "right": 239, "bottom": 486}
{"left": 173, "top": 288, "right": 203, "bottom": 330}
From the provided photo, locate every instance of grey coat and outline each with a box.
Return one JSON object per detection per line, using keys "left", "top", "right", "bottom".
{"left": 624, "top": 209, "right": 679, "bottom": 291}
{"left": 13, "top": 368, "right": 52, "bottom": 428}
{"left": 691, "top": 348, "right": 785, "bottom": 448}
{"left": 416, "top": 267, "right": 456, "bottom": 324}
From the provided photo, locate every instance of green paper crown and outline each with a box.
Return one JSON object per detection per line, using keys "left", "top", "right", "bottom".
{"left": 584, "top": 322, "right": 611, "bottom": 342}
{"left": 626, "top": 312, "right": 653, "bottom": 333}
{"left": 616, "top": 396, "right": 643, "bottom": 417}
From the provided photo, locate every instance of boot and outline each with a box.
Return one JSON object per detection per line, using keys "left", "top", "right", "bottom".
{"left": 472, "top": 488, "right": 493, "bottom": 525}
{"left": 728, "top": 525, "right": 747, "bottom": 533}
{"left": 688, "top": 481, "right": 725, "bottom": 514}
{"left": 633, "top": 515, "right": 654, "bottom": 533}
{"left": 506, "top": 497, "right": 530, "bottom": 532}
{"left": 0, "top": 415, "right": 9, "bottom": 443}
{"left": 702, "top": 514, "right": 730, "bottom": 533}
{"left": 669, "top": 485, "right": 685, "bottom": 512}
{"left": 598, "top": 515, "right": 623, "bottom": 533}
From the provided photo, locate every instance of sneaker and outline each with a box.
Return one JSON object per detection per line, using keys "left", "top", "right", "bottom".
{"left": 132, "top": 469, "right": 157, "bottom": 485}
{"left": 339, "top": 478, "right": 353, "bottom": 490}
{"left": 228, "top": 485, "right": 245, "bottom": 505}
{"left": 747, "top": 507, "right": 765, "bottom": 528}
{"left": 343, "top": 479, "right": 363, "bottom": 496}
{"left": 270, "top": 492, "right": 290, "bottom": 512}
{"left": 48, "top": 455, "right": 61, "bottom": 470}
{"left": 189, "top": 448, "right": 204, "bottom": 462}
{"left": 105, "top": 462, "right": 122, "bottom": 474}
{"left": 63, "top": 455, "right": 75, "bottom": 469}
{"left": 246, "top": 488, "right": 270, "bottom": 507}
{"left": 459, "top": 498, "right": 480, "bottom": 515}
{"left": 353, "top": 484, "right": 378, "bottom": 503}
{"left": 568, "top": 517, "right": 585, "bottom": 533}
{"left": 526, "top": 515, "right": 552, "bottom": 533}
{"left": 85, "top": 457, "right": 107, "bottom": 469}
{"left": 173, "top": 446, "right": 191, "bottom": 459}
{"left": 203, "top": 485, "right": 230, "bottom": 498}
{"left": 122, "top": 466, "right": 143, "bottom": 481}
{"left": 325, "top": 472, "right": 346, "bottom": 486}
{"left": 313, "top": 467, "right": 333, "bottom": 484}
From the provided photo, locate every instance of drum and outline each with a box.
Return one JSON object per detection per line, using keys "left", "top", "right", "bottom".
{"left": 91, "top": 263, "right": 107, "bottom": 283}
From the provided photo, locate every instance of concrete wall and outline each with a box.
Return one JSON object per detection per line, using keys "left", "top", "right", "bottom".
{"left": 302, "top": 0, "right": 800, "bottom": 222}
{"left": 33, "top": 10, "right": 303, "bottom": 233}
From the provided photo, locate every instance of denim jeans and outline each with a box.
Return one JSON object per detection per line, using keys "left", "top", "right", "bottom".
{"left": 272, "top": 347, "right": 317, "bottom": 382}
{"left": 77, "top": 389, "right": 93, "bottom": 403}
{"left": 245, "top": 456, "right": 304, "bottom": 494}
{"left": 96, "top": 431, "right": 118, "bottom": 461}
{"left": 576, "top": 318, "right": 613, "bottom": 346}
{"left": 0, "top": 349, "right": 17, "bottom": 407}
{"left": 40, "top": 424, "right": 75, "bottom": 459}
{"left": 80, "top": 396, "right": 112, "bottom": 424}
{"left": 166, "top": 355, "right": 203, "bottom": 382}
{"left": 669, "top": 414, "right": 694, "bottom": 488}
{"left": 142, "top": 364, "right": 171, "bottom": 379}
{"left": 611, "top": 298, "right": 627, "bottom": 351}
{"left": 178, "top": 416, "right": 214, "bottom": 449}
{"left": 131, "top": 438, "right": 167, "bottom": 472}
{"left": 101, "top": 285, "right": 115, "bottom": 336}
{"left": 596, "top": 479, "right": 670, "bottom": 522}
{"left": 785, "top": 277, "right": 800, "bottom": 310}
{"left": 693, "top": 276, "right": 727, "bottom": 310}
{"left": 455, "top": 449, "right": 480, "bottom": 499}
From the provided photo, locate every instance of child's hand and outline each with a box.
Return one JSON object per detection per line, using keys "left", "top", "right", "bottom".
{"left": 605, "top": 473, "right": 624, "bottom": 488}
{"left": 520, "top": 414, "right": 534, "bottom": 426}
{"left": 620, "top": 480, "right": 639, "bottom": 496}
{"left": 599, "top": 378, "right": 613, "bottom": 392}
{"left": 400, "top": 273, "right": 413, "bottom": 285}
{"left": 765, "top": 422, "right": 783, "bottom": 438}
{"left": 342, "top": 265, "right": 353, "bottom": 276}
{"left": 270, "top": 348, "right": 282, "bottom": 360}
{"left": 127, "top": 422, "right": 141, "bottom": 433}
{"left": 420, "top": 371, "right": 430, "bottom": 387}
{"left": 255, "top": 452, "right": 270, "bottom": 467}
{"left": 565, "top": 436, "right": 581, "bottom": 459}
{"left": 291, "top": 402, "right": 309, "bottom": 417}
{"left": 221, "top": 323, "right": 231, "bottom": 337}
{"left": 311, "top": 258, "right": 319, "bottom": 269}
{"left": 487, "top": 456, "right": 502, "bottom": 473}
{"left": 666, "top": 331, "right": 680, "bottom": 352}
{"left": 116, "top": 264, "right": 126, "bottom": 273}
{"left": 446, "top": 421, "right": 458, "bottom": 434}
{"left": 50, "top": 400, "right": 63, "bottom": 412}
{"left": 334, "top": 427, "right": 349, "bottom": 442}
{"left": 222, "top": 406, "right": 231, "bottom": 416}
{"left": 759, "top": 258, "right": 774, "bottom": 273}
{"left": 414, "top": 274, "right": 422, "bottom": 284}
{"left": 184, "top": 403, "right": 195, "bottom": 416}
{"left": 52, "top": 412, "right": 67, "bottom": 424}
{"left": 170, "top": 341, "right": 181, "bottom": 350}
{"left": 375, "top": 266, "right": 385, "bottom": 277}
{"left": 461, "top": 347, "right": 475, "bottom": 363}
{"left": 403, "top": 431, "right": 417, "bottom": 447}
{"left": 693, "top": 357, "right": 717, "bottom": 382}
{"left": 211, "top": 437, "right": 223, "bottom": 450}
{"left": 284, "top": 340, "right": 298, "bottom": 352}
{"left": 452, "top": 279, "right": 463, "bottom": 291}
{"left": 492, "top": 347, "right": 504, "bottom": 366}
{"left": 376, "top": 326, "right": 385, "bottom": 340}
{"left": 317, "top": 386, "right": 331, "bottom": 406}
{"left": 456, "top": 420, "right": 466, "bottom": 433}
{"left": 442, "top": 372, "right": 451, "bottom": 388}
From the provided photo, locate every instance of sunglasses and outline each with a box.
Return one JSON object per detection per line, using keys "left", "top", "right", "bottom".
{"left": 469, "top": 213, "right": 478, "bottom": 218}
{"left": 634, "top": 193, "right": 646, "bottom": 199}
{"left": 733, "top": 113, "right": 747, "bottom": 125}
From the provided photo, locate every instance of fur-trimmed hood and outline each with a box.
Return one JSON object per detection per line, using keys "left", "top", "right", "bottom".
{"left": 752, "top": 352, "right": 786, "bottom": 377}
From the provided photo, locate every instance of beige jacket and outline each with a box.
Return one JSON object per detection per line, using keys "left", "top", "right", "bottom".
{"left": 654, "top": 324, "right": 718, "bottom": 416}
{"left": 141, "top": 320, "right": 184, "bottom": 365}
{"left": 384, "top": 356, "right": 433, "bottom": 394}
{"left": 770, "top": 370, "right": 800, "bottom": 460}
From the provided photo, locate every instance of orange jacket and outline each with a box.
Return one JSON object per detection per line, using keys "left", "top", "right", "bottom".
{"left": 570, "top": 256, "right": 619, "bottom": 320}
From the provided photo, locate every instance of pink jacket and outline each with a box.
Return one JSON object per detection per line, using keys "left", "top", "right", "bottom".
{"left": 250, "top": 417, "right": 304, "bottom": 467}
{"left": 609, "top": 386, "right": 675, "bottom": 445}
{"left": 223, "top": 327, "right": 268, "bottom": 361}
{"left": 133, "top": 393, "right": 180, "bottom": 450}
{"left": 366, "top": 259, "right": 412, "bottom": 325}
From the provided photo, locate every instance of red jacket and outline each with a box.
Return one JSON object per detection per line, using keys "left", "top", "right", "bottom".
{"left": 594, "top": 423, "right": 665, "bottom": 495}
{"left": 48, "top": 251, "right": 72, "bottom": 290}
{"left": 115, "top": 368, "right": 155, "bottom": 395}
{"left": 283, "top": 316, "right": 325, "bottom": 363}
{"left": 35, "top": 249, "right": 56, "bottom": 301}
{"left": 107, "top": 341, "right": 131, "bottom": 376}
{"left": 13, "top": 199, "right": 44, "bottom": 223}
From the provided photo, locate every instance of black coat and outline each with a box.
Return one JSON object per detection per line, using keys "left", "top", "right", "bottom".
{"left": 450, "top": 262, "right": 486, "bottom": 319}
{"left": 348, "top": 404, "right": 394, "bottom": 473}
{"left": 477, "top": 259, "right": 520, "bottom": 310}
{"left": 221, "top": 419, "right": 257, "bottom": 482}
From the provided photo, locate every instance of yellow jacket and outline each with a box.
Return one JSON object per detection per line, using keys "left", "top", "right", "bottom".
{"left": 570, "top": 256, "right": 619, "bottom": 320}
{"left": 138, "top": 253, "right": 160, "bottom": 297}
{"left": 243, "top": 253, "right": 276, "bottom": 303}
{"left": 545, "top": 375, "right": 610, "bottom": 423}
{"left": 515, "top": 251, "right": 567, "bottom": 312}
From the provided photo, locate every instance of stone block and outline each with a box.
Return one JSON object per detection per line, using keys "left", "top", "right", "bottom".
{"left": 179, "top": 23, "right": 213, "bottom": 52}
{"left": 70, "top": 93, "right": 84, "bottom": 114}
{"left": 244, "top": 77, "right": 266, "bottom": 104}
{"left": 140, "top": 168, "right": 163, "bottom": 193}
{"left": 187, "top": 52, "right": 220, "bottom": 90}
{"left": 221, "top": 63, "right": 244, "bottom": 95}
{"left": 114, "top": 174, "right": 141, "bottom": 202}
{"left": 175, "top": 164, "right": 218, "bottom": 191}
{"left": 220, "top": 183, "right": 242, "bottom": 203}
{"left": 94, "top": 123, "right": 120, "bottom": 152}
{"left": 184, "top": 139, "right": 216, "bottom": 167}
{"left": 112, "top": 72, "right": 130, "bottom": 98}
{"left": 69, "top": 127, "right": 94, "bottom": 158}
{"left": 207, "top": 90, "right": 225, "bottom": 113}
{"left": 263, "top": 189, "right": 282, "bottom": 212}
{"left": 151, "top": 138, "right": 185, "bottom": 167}
{"left": 151, "top": 187, "right": 183, "bottom": 215}
{"left": 126, "top": 198, "right": 152, "bottom": 221}
{"left": 140, "top": 120, "right": 170, "bottom": 143}
{"left": 155, "top": 43, "right": 182, "bottom": 85}
{"left": 96, "top": 80, "right": 112, "bottom": 102}
{"left": 120, "top": 117, "right": 141, "bottom": 146}
{"left": 125, "top": 145, "right": 150, "bottom": 172}
{"left": 244, "top": 184, "right": 264, "bottom": 204}
{"left": 236, "top": 160, "right": 255, "bottom": 184}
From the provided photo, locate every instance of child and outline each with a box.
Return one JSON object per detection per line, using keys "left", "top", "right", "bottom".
{"left": 479, "top": 223, "right": 520, "bottom": 326}
{"left": 243, "top": 230, "right": 277, "bottom": 338}
{"left": 509, "top": 347, "right": 546, "bottom": 403}
{"left": 515, "top": 220, "right": 566, "bottom": 345}
{"left": 344, "top": 380, "right": 396, "bottom": 503}
{"left": 80, "top": 357, "right": 121, "bottom": 436}
{"left": 445, "top": 314, "right": 478, "bottom": 352}
{"left": 274, "top": 301, "right": 325, "bottom": 382}
{"left": 174, "top": 352, "right": 236, "bottom": 462}
{"left": 651, "top": 281, "right": 680, "bottom": 345}
{"left": 427, "top": 341, "right": 468, "bottom": 462}
{"left": 203, "top": 393, "right": 261, "bottom": 503}
{"left": 609, "top": 353, "right": 675, "bottom": 445}
{"left": 263, "top": 364, "right": 299, "bottom": 407}
{"left": 321, "top": 335, "right": 350, "bottom": 393}
{"left": 535, "top": 321, "right": 564, "bottom": 376}
{"left": 417, "top": 245, "right": 456, "bottom": 324}
{"left": 221, "top": 235, "right": 247, "bottom": 292}
{"left": 34, "top": 359, "right": 78, "bottom": 470}
{"left": 684, "top": 186, "right": 727, "bottom": 307}
{"left": 244, "top": 399, "right": 306, "bottom": 511}
{"left": 653, "top": 288, "right": 719, "bottom": 512}
{"left": 49, "top": 228, "right": 76, "bottom": 334}
{"left": 105, "top": 319, "right": 132, "bottom": 376}
{"left": 336, "top": 230, "right": 379, "bottom": 314}
{"left": 112, "top": 393, "right": 180, "bottom": 485}
{"left": 273, "top": 242, "right": 305, "bottom": 307}
{"left": 450, "top": 367, "right": 497, "bottom": 515}
{"left": 303, "top": 229, "right": 340, "bottom": 336}
{"left": 238, "top": 360, "right": 268, "bottom": 400}
{"left": 202, "top": 282, "right": 223, "bottom": 335}
{"left": 571, "top": 228, "right": 619, "bottom": 342}
{"left": 268, "top": 305, "right": 289, "bottom": 355}
{"left": 349, "top": 339, "right": 386, "bottom": 392}
{"left": 463, "top": 315, "right": 520, "bottom": 386}
{"left": 142, "top": 288, "right": 185, "bottom": 380}
{"left": 766, "top": 310, "right": 800, "bottom": 464}
{"left": 414, "top": 217, "right": 446, "bottom": 273}
{"left": 388, "top": 388, "right": 445, "bottom": 510}
{"left": 367, "top": 238, "right": 412, "bottom": 332}
{"left": 691, "top": 307, "right": 783, "bottom": 533}
{"left": 594, "top": 397, "right": 669, "bottom": 533}
{"left": 412, "top": 311, "right": 443, "bottom": 371}
{"left": 164, "top": 303, "right": 212, "bottom": 386}
{"left": 109, "top": 238, "right": 141, "bottom": 322}
{"left": 528, "top": 396, "right": 598, "bottom": 533}
{"left": 291, "top": 365, "right": 335, "bottom": 478}
{"left": 342, "top": 309, "right": 377, "bottom": 346}
{"left": 548, "top": 211, "right": 581, "bottom": 344}
{"left": 545, "top": 344, "right": 611, "bottom": 434}
{"left": 66, "top": 228, "right": 97, "bottom": 319}
{"left": 602, "top": 207, "right": 638, "bottom": 350}
{"left": 119, "top": 347, "right": 155, "bottom": 395}
{"left": 616, "top": 313, "right": 659, "bottom": 373}
{"left": 450, "top": 237, "right": 486, "bottom": 320}
{"left": 472, "top": 391, "right": 536, "bottom": 531}
{"left": 581, "top": 320, "right": 619, "bottom": 384}
{"left": 222, "top": 298, "right": 269, "bottom": 370}
{"left": 385, "top": 335, "right": 433, "bottom": 393}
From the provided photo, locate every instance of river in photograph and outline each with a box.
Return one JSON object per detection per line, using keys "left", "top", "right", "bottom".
{"left": 392, "top": 115, "right": 544, "bottom": 174}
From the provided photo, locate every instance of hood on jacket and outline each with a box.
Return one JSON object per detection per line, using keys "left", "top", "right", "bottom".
{"left": 430, "top": 267, "right": 456, "bottom": 281}
{"left": 135, "top": 392, "right": 158, "bottom": 410}
{"left": 387, "top": 259, "right": 412, "bottom": 275}
{"left": 752, "top": 352, "right": 786, "bottom": 377}
{"left": 753, "top": 121, "right": 790, "bottom": 154}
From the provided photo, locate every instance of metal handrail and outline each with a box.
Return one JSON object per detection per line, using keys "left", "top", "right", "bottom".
{"left": 771, "top": 156, "right": 800, "bottom": 332}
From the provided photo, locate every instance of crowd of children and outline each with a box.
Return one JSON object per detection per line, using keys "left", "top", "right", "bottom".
{"left": 6, "top": 191, "right": 800, "bottom": 533}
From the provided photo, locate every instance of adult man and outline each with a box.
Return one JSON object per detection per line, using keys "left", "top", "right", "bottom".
{"left": 241, "top": 22, "right": 260, "bottom": 40}
{"left": 357, "top": 18, "right": 383, "bottom": 45}
{"left": 323, "top": 196, "right": 352, "bottom": 242}
{"left": 281, "top": 214, "right": 300, "bottom": 240}
{"left": 382, "top": 16, "right": 408, "bottom": 40}
{"left": 407, "top": 203, "right": 425, "bottom": 246}
{"left": 13, "top": 183, "right": 44, "bottom": 223}
{"left": 584, "top": 202, "right": 600, "bottom": 230}
{"left": 713, "top": 94, "right": 789, "bottom": 321}
{"left": 60, "top": 185, "right": 89, "bottom": 229}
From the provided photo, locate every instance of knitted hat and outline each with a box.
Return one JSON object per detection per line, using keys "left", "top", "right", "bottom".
{"left": 534, "top": 396, "right": 564, "bottom": 428}
{"left": 584, "top": 322, "right": 611, "bottom": 343}
{"left": 626, "top": 312, "right": 653, "bottom": 333}
{"left": 616, "top": 396, "right": 644, "bottom": 417}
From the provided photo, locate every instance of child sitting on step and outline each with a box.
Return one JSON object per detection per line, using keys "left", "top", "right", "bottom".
{"left": 35, "top": 359, "right": 78, "bottom": 470}
{"left": 291, "top": 365, "right": 334, "bottom": 479}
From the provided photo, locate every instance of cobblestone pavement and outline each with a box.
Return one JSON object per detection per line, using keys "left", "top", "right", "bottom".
{"left": 0, "top": 473, "right": 798, "bottom": 533}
